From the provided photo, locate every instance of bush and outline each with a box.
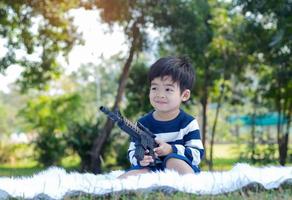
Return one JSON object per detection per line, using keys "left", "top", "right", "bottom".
{"left": 0, "top": 141, "right": 35, "bottom": 165}
{"left": 34, "top": 132, "right": 66, "bottom": 167}
{"left": 66, "top": 122, "right": 100, "bottom": 172}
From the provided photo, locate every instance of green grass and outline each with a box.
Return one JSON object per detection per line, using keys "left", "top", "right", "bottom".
{"left": 0, "top": 165, "right": 42, "bottom": 177}
{"left": 64, "top": 184, "right": 292, "bottom": 200}
{"left": 0, "top": 165, "right": 80, "bottom": 177}
{"left": 0, "top": 153, "right": 80, "bottom": 177}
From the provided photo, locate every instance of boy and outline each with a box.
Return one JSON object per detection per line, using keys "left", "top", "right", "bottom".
{"left": 119, "top": 56, "right": 204, "bottom": 178}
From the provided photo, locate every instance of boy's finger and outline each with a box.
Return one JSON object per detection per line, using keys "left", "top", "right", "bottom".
{"left": 143, "top": 155, "right": 152, "bottom": 161}
{"left": 155, "top": 138, "right": 163, "bottom": 144}
{"left": 145, "top": 155, "right": 154, "bottom": 161}
{"left": 154, "top": 147, "right": 162, "bottom": 152}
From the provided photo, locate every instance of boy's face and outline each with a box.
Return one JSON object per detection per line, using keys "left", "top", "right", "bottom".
{"left": 149, "top": 76, "right": 190, "bottom": 114}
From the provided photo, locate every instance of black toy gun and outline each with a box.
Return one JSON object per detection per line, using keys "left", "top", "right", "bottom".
{"left": 99, "top": 106, "right": 157, "bottom": 166}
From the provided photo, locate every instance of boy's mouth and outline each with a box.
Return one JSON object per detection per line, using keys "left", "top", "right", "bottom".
{"left": 155, "top": 101, "right": 167, "bottom": 105}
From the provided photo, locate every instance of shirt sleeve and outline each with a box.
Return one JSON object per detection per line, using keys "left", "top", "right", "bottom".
{"left": 171, "top": 119, "right": 204, "bottom": 166}
{"left": 127, "top": 141, "right": 139, "bottom": 166}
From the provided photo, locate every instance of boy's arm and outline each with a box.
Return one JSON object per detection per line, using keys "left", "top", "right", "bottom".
{"left": 172, "top": 119, "right": 204, "bottom": 165}
{"left": 127, "top": 141, "right": 138, "bottom": 166}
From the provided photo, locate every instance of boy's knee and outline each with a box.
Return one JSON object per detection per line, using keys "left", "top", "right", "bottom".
{"left": 137, "top": 168, "right": 151, "bottom": 173}
{"left": 128, "top": 168, "right": 151, "bottom": 175}
{"left": 165, "top": 158, "right": 182, "bottom": 168}
{"left": 165, "top": 158, "right": 194, "bottom": 174}
{"left": 118, "top": 168, "right": 150, "bottom": 179}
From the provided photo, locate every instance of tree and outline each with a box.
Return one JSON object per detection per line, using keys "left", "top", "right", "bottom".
{"left": 234, "top": 0, "right": 291, "bottom": 165}
{"left": 205, "top": 1, "right": 247, "bottom": 169}
{"left": 87, "top": 0, "right": 154, "bottom": 173}
{"left": 0, "top": 0, "right": 82, "bottom": 91}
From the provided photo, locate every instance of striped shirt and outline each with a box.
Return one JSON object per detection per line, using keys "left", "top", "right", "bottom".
{"left": 127, "top": 109, "right": 204, "bottom": 168}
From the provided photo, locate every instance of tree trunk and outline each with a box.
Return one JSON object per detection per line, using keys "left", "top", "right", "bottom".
{"left": 279, "top": 134, "right": 288, "bottom": 165}
{"left": 201, "top": 63, "right": 209, "bottom": 160}
{"left": 209, "top": 82, "right": 225, "bottom": 170}
{"left": 89, "top": 21, "right": 140, "bottom": 174}
{"left": 280, "top": 99, "right": 291, "bottom": 165}
{"left": 250, "top": 94, "right": 257, "bottom": 164}
{"left": 277, "top": 89, "right": 290, "bottom": 166}
{"left": 275, "top": 65, "right": 290, "bottom": 166}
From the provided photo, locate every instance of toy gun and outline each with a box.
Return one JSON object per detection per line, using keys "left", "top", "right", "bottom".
{"left": 99, "top": 106, "right": 157, "bottom": 166}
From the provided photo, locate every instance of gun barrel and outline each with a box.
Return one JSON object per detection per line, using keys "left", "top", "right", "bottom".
{"left": 99, "top": 106, "right": 121, "bottom": 122}
{"left": 100, "top": 106, "right": 109, "bottom": 114}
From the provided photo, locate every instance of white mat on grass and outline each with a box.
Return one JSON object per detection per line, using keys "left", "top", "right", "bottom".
{"left": 0, "top": 163, "right": 291, "bottom": 199}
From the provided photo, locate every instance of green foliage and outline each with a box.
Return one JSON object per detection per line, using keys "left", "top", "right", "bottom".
{"left": 20, "top": 94, "right": 82, "bottom": 132}
{"left": 19, "top": 93, "right": 84, "bottom": 166}
{"left": 0, "top": 0, "right": 82, "bottom": 91}
{"left": 0, "top": 100, "right": 9, "bottom": 135}
{"left": 233, "top": 0, "right": 291, "bottom": 165}
{"left": 239, "top": 142, "right": 278, "bottom": 165}
{"left": 0, "top": 91, "right": 29, "bottom": 135}
{"left": 232, "top": 0, "right": 291, "bottom": 111}
{"left": 66, "top": 121, "right": 100, "bottom": 171}
{"left": 115, "top": 139, "right": 131, "bottom": 170}
{"left": 0, "top": 141, "right": 16, "bottom": 163}
{"left": 124, "top": 61, "right": 152, "bottom": 119}
{"left": 34, "top": 132, "right": 66, "bottom": 167}
{"left": 0, "top": 141, "right": 35, "bottom": 165}
{"left": 98, "top": 129, "right": 131, "bottom": 172}
{"left": 150, "top": 0, "right": 212, "bottom": 58}
{"left": 236, "top": 0, "right": 291, "bottom": 54}
{"left": 95, "top": 0, "right": 151, "bottom": 52}
{"left": 70, "top": 56, "right": 121, "bottom": 113}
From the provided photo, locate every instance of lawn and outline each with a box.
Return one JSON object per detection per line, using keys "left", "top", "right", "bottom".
{"left": 0, "top": 143, "right": 291, "bottom": 199}
{"left": 0, "top": 143, "right": 240, "bottom": 177}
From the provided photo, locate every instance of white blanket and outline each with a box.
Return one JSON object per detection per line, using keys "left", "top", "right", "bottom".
{"left": 0, "top": 163, "right": 291, "bottom": 199}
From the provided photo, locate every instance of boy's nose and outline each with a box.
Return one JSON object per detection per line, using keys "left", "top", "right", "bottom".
{"left": 156, "top": 92, "right": 166, "bottom": 98}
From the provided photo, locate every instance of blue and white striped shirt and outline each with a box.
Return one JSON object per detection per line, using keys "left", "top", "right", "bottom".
{"left": 127, "top": 109, "right": 204, "bottom": 168}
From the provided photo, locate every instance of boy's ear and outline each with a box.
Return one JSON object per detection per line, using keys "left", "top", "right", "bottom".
{"left": 181, "top": 89, "right": 191, "bottom": 102}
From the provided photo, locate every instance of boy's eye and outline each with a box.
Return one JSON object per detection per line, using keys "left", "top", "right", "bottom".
{"left": 151, "top": 87, "right": 157, "bottom": 90}
{"left": 165, "top": 88, "right": 174, "bottom": 92}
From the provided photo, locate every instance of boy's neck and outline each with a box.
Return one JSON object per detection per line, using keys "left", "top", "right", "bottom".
{"left": 153, "top": 109, "right": 180, "bottom": 121}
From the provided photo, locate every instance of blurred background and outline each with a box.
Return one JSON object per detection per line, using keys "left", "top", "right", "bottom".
{"left": 0, "top": 0, "right": 291, "bottom": 176}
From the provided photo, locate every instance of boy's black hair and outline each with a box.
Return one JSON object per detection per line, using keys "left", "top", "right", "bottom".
{"left": 148, "top": 56, "right": 195, "bottom": 93}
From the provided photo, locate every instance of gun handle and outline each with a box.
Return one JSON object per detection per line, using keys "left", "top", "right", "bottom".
{"left": 134, "top": 144, "right": 145, "bottom": 162}
{"left": 148, "top": 148, "right": 156, "bottom": 166}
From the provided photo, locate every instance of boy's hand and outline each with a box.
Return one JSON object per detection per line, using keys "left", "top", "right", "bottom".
{"left": 154, "top": 139, "right": 172, "bottom": 156}
{"left": 139, "top": 155, "right": 154, "bottom": 166}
